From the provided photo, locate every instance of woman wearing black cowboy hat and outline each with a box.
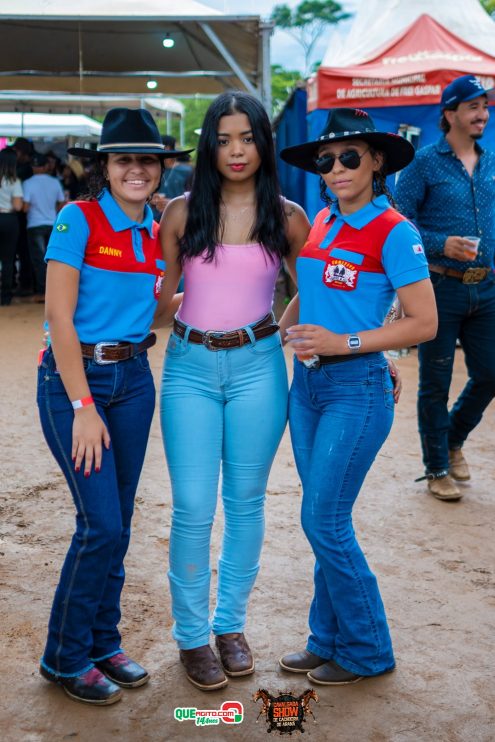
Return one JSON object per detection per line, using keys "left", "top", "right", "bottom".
{"left": 37, "top": 108, "right": 188, "bottom": 705}
{"left": 277, "top": 108, "right": 437, "bottom": 685}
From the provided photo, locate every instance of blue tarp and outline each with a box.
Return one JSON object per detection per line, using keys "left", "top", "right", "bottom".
{"left": 275, "top": 91, "right": 495, "bottom": 221}
{"left": 273, "top": 88, "right": 308, "bottom": 207}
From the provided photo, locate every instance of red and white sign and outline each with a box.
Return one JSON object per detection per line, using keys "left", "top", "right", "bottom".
{"left": 310, "top": 15, "right": 495, "bottom": 110}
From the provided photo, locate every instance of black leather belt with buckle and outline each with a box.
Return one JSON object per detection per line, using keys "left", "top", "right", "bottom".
{"left": 301, "top": 353, "right": 372, "bottom": 369}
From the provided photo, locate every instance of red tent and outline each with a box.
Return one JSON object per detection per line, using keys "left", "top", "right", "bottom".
{"left": 308, "top": 14, "right": 495, "bottom": 111}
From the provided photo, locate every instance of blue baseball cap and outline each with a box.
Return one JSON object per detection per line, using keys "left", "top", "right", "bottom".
{"left": 441, "top": 74, "right": 494, "bottom": 109}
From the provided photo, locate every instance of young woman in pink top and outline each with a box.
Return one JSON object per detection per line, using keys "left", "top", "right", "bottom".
{"left": 157, "top": 91, "right": 310, "bottom": 691}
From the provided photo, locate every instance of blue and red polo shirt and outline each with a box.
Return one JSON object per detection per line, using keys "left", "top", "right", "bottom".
{"left": 297, "top": 195, "right": 430, "bottom": 333}
{"left": 46, "top": 189, "right": 165, "bottom": 343}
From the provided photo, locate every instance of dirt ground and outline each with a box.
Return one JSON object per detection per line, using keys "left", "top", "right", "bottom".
{"left": 1, "top": 301, "right": 494, "bottom": 742}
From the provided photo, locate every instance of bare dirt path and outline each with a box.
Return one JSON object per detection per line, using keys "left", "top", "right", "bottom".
{"left": 1, "top": 303, "right": 494, "bottom": 742}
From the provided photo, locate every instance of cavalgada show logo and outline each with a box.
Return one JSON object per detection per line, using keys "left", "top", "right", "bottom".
{"left": 253, "top": 688, "right": 318, "bottom": 735}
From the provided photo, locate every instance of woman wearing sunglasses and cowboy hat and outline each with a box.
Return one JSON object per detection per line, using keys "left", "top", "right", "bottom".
{"left": 37, "top": 108, "right": 189, "bottom": 705}
{"left": 277, "top": 108, "right": 437, "bottom": 685}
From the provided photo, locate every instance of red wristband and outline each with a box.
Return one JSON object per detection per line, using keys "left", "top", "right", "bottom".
{"left": 71, "top": 396, "right": 94, "bottom": 410}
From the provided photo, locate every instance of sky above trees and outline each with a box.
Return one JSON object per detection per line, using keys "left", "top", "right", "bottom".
{"left": 208, "top": 0, "right": 358, "bottom": 72}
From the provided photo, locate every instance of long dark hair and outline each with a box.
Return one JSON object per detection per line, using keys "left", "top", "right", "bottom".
{"left": 0, "top": 148, "right": 18, "bottom": 183}
{"left": 80, "top": 156, "right": 107, "bottom": 200}
{"left": 179, "top": 91, "right": 289, "bottom": 263}
{"left": 319, "top": 145, "right": 397, "bottom": 209}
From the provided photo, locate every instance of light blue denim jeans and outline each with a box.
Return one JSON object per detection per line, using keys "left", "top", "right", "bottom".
{"left": 289, "top": 353, "right": 396, "bottom": 676}
{"left": 160, "top": 323, "right": 288, "bottom": 649}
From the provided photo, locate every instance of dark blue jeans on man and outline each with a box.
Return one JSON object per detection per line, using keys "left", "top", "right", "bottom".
{"left": 27, "top": 224, "right": 52, "bottom": 295}
{"left": 37, "top": 347, "right": 155, "bottom": 677}
{"left": 418, "top": 272, "right": 495, "bottom": 474}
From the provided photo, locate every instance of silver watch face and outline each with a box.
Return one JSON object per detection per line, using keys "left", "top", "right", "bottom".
{"left": 348, "top": 335, "right": 361, "bottom": 349}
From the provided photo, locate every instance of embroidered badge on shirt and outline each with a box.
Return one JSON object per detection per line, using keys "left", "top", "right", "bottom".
{"left": 412, "top": 243, "right": 424, "bottom": 254}
{"left": 56, "top": 223, "right": 69, "bottom": 232}
{"left": 323, "top": 258, "right": 358, "bottom": 291}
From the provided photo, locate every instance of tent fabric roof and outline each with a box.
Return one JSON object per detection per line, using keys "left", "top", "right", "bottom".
{"left": 322, "top": 0, "right": 495, "bottom": 68}
{"left": 0, "top": 93, "right": 185, "bottom": 116}
{"left": 0, "top": 0, "right": 223, "bottom": 18}
{"left": 0, "top": 1, "right": 267, "bottom": 98}
{"left": 310, "top": 4, "right": 495, "bottom": 111}
{"left": 323, "top": 15, "right": 495, "bottom": 80}
{"left": 0, "top": 112, "right": 102, "bottom": 137}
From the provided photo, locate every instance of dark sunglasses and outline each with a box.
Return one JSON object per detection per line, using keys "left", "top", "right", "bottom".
{"left": 314, "top": 149, "right": 369, "bottom": 174}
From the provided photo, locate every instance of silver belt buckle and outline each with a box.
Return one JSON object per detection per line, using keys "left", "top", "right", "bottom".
{"left": 202, "top": 330, "right": 223, "bottom": 351}
{"left": 94, "top": 341, "right": 120, "bottom": 364}
{"left": 302, "top": 354, "right": 320, "bottom": 369}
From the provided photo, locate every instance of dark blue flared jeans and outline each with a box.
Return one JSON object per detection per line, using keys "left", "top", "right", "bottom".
{"left": 289, "top": 353, "right": 395, "bottom": 676}
{"left": 37, "top": 347, "right": 155, "bottom": 676}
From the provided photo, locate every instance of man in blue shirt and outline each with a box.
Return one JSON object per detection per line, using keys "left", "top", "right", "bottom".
{"left": 23, "top": 152, "right": 65, "bottom": 301}
{"left": 396, "top": 75, "right": 495, "bottom": 501}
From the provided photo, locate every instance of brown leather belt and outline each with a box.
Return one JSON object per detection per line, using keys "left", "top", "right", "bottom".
{"left": 80, "top": 333, "right": 156, "bottom": 364}
{"left": 173, "top": 313, "right": 279, "bottom": 351}
{"left": 429, "top": 264, "right": 490, "bottom": 285}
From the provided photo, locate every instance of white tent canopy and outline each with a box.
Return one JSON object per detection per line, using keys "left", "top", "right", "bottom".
{"left": 322, "top": 0, "right": 495, "bottom": 68}
{"left": 0, "top": 0, "right": 272, "bottom": 108}
{"left": 0, "top": 112, "right": 102, "bottom": 138}
{"left": 0, "top": 93, "right": 184, "bottom": 116}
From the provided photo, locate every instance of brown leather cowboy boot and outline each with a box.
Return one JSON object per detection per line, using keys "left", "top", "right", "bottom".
{"left": 215, "top": 633, "right": 255, "bottom": 676}
{"left": 179, "top": 645, "right": 228, "bottom": 691}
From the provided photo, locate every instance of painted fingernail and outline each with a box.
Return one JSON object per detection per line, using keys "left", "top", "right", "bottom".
{"left": 95, "top": 467, "right": 100, "bottom": 473}
{"left": 75, "top": 466, "right": 80, "bottom": 472}
{"left": 72, "top": 456, "right": 76, "bottom": 462}
{"left": 84, "top": 472, "right": 90, "bottom": 478}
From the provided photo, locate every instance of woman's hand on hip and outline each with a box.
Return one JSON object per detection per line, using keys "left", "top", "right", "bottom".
{"left": 72, "top": 407, "right": 111, "bottom": 476}
{"left": 285, "top": 324, "right": 344, "bottom": 357}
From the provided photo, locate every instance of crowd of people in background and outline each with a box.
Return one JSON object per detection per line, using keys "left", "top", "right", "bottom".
{"left": 0, "top": 135, "right": 195, "bottom": 306}
{"left": 0, "top": 137, "right": 91, "bottom": 305}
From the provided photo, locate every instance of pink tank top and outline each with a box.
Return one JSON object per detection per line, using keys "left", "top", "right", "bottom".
{"left": 177, "top": 243, "right": 280, "bottom": 331}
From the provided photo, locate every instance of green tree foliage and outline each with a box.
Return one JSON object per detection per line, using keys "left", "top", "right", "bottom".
{"left": 271, "top": 0, "right": 350, "bottom": 75}
{"left": 153, "top": 96, "right": 211, "bottom": 156}
{"left": 480, "top": 0, "right": 495, "bottom": 15}
{"left": 271, "top": 64, "right": 303, "bottom": 116}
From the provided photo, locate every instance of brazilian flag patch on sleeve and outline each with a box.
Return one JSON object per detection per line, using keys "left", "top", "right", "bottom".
{"left": 56, "top": 223, "right": 69, "bottom": 232}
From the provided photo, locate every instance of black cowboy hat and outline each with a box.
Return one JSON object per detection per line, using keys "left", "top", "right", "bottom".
{"left": 68, "top": 107, "right": 193, "bottom": 159}
{"left": 280, "top": 108, "right": 414, "bottom": 175}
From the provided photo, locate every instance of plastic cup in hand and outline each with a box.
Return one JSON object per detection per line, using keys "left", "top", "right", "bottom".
{"left": 298, "top": 353, "right": 316, "bottom": 363}
{"left": 287, "top": 335, "right": 313, "bottom": 361}
{"left": 294, "top": 347, "right": 314, "bottom": 361}
{"left": 463, "top": 236, "right": 480, "bottom": 259}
